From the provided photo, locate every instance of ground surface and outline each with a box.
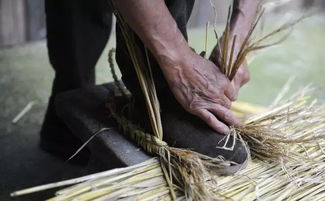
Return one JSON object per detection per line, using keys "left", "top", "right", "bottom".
{"left": 0, "top": 14, "right": 324, "bottom": 201}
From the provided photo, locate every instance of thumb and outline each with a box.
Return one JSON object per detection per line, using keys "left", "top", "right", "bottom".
{"left": 225, "top": 82, "right": 238, "bottom": 101}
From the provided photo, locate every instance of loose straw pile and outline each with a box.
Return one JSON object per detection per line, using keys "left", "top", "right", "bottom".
{"left": 11, "top": 90, "right": 325, "bottom": 200}
{"left": 11, "top": 2, "right": 324, "bottom": 200}
{"left": 106, "top": 5, "right": 232, "bottom": 200}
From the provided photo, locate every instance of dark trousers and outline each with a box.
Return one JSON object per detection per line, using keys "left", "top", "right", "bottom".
{"left": 41, "top": 0, "right": 195, "bottom": 157}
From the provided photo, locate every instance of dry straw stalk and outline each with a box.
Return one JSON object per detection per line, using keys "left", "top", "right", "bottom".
{"left": 10, "top": 1, "right": 325, "bottom": 200}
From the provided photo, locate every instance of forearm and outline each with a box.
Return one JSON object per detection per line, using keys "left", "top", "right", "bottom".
{"left": 112, "top": 0, "right": 241, "bottom": 133}
{"left": 112, "top": 0, "right": 189, "bottom": 67}
{"left": 230, "top": 0, "right": 262, "bottom": 42}
{"left": 214, "top": 0, "right": 261, "bottom": 66}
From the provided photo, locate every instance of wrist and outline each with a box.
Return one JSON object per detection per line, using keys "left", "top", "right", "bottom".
{"left": 232, "top": 0, "right": 261, "bottom": 24}
{"left": 229, "top": 1, "right": 261, "bottom": 42}
{"left": 234, "top": 0, "right": 261, "bottom": 11}
{"left": 149, "top": 28, "right": 191, "bottom": 71}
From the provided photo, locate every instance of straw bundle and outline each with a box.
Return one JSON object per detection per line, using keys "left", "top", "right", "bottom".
{"left": 104, "top": 3, "right": 309, "bottom": 200}
{"left": 10, "top": 1, "right": 324, "bottom": 200}
{"left": 107, "top": 6, "right": 232, "bottom": 200}
{"left": 11, "top": 90, "right": 325, "bottom": 200}
{"left": 236, "top": 90, "right": 325, "bottom": 163}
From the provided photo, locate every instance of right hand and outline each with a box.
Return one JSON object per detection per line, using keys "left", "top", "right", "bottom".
{"left": 158, "top": 48, "right": 241, "bottom": 134}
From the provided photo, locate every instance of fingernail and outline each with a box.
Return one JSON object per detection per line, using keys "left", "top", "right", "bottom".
{"left": 221, "top": 126, "right": 230, "bottom": 134}
{"left": 235, "top": 118, "right": 242, "bottom": 127}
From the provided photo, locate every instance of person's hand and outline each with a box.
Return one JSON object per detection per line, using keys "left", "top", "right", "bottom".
{"left": 158, "top": 48, "right": 241, "bottom": 134}
{"left": 225, "top": 62, "right": 250, "bottom": 101}
{"left": 206, "top": 0, "right": 259, "bottom": 100}
{"left": 112, "top": 0, "right": 255, "bottom": 134}
{"left": 209, "top": 45, "right": 250, "bottom": 102}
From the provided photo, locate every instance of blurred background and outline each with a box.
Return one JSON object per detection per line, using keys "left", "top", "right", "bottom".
{"left": 0, "top": 0, "right": 324, "bottom": 200}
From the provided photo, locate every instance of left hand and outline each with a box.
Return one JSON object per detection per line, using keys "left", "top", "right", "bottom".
{"left": 225, "top": 61, "right": 250, "bottom": 101}
{"left": 209, "top": 45, "right": 250, "bottom": 102}
{"left": 208, "top": 0, "right": 259, "bottom": 101}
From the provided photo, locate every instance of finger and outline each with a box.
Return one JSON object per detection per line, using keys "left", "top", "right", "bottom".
{"left": 230, "top": 80, "right": 240, "bottom": 101}
{"left": 232, "top": 82, "right": 239, "bottom": 101}
{"left": 209, "top": 105, "right": 242, "bottom": 127}
{"left": 221, "top": 95, "right": 232, "bottom": 109}
{"left": 213, "top": 94, "right": 232, "bottom": 109}
{"left": 193, "top": 109, "right": 230, "bottom": 134}
{"left": 225, "top": 64, "right": 250, "bottom": 101}
{"left": 232, "top": 71, "right": 244, "bottom": 89}
{"left": 233, "top": 64, "right": 250, "bottom": 88}
{"left": 225, "top": 83, "right": 237, "bottom": 101}
{"left": 240, "top": 63, "right": 250, "bottom": 86}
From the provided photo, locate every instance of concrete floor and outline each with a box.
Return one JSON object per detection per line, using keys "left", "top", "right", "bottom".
{"left": 1, "top": 14, "right": 325, "bottom": 200}
{"left": 0, "top": 39, "right": 116, "bottom": 201}
{"left": 0, "top": 122, "right": 94, "bottom": 201}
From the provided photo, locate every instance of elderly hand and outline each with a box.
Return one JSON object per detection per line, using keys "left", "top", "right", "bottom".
{"left": 228, "top": 62, "right": 250, "bottom": 101}
{"left": 159, "top": 48, "right": 241, "bottom": 134}
{"left": 209, "top": 43, "right": 250, "bottom": 102}
{"left": 112, "top": 0, "right": 255, "bottom": 134}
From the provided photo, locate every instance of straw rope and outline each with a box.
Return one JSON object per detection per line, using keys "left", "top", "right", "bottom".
{"left": 10, "top": 2, "right": 324, "bottom": 200}
{"left": 10, "top": 91, "right": 325, "bottom": 200}
{"left": 106, "top": 59, "right": 226, "bottom": 200}
{"left": 108, "top": 5, "right": 233, "bottom": 200}
{"left": 105, "top": 3, "right": 313, "bottom": 199}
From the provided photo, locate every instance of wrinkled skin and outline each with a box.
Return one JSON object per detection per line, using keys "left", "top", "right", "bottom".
{"left": 229, "top": 62, "right": 250, "bottom": 100}
{"left": 113, "top": 0, "right": 259, "bottom": 134}
{"left": 159, "top": 48, "right": 242, "bottom": 134}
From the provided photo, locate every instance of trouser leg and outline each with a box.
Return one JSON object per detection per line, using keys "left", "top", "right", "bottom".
{"left": 41, "top": 0, "right": 112, "bottom": 161}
